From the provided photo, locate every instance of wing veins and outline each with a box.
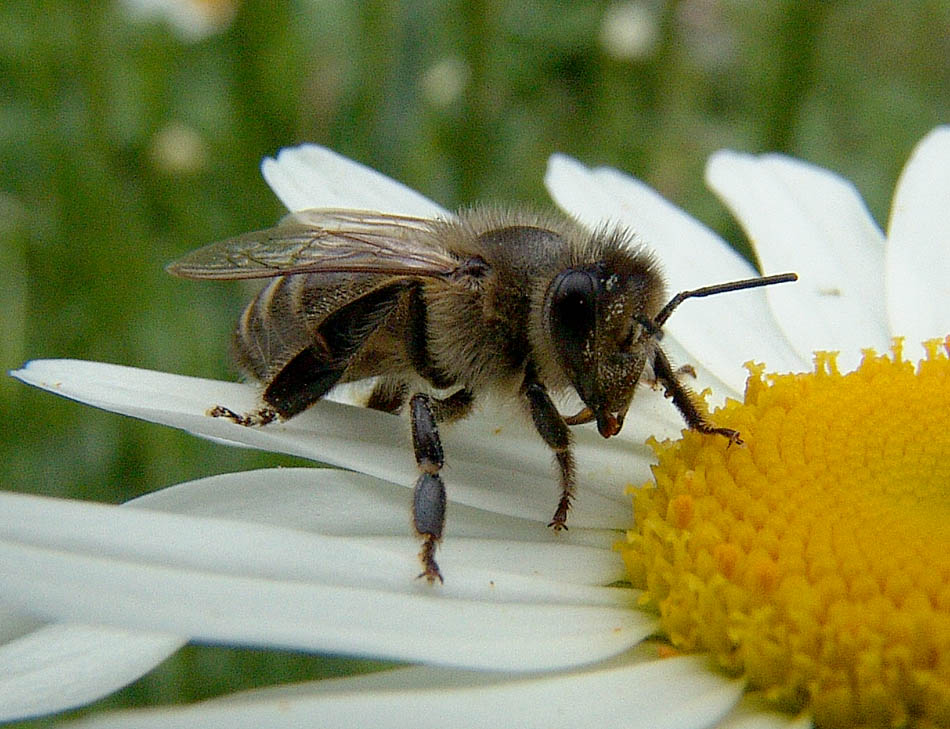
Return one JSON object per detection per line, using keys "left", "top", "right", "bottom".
{"left": 168, "top": 209, "right": 459, "bottom": 281}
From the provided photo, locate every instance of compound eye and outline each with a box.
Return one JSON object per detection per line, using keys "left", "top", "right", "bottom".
{"left": 549, "top": 269, "right": 598, "bottom": 346}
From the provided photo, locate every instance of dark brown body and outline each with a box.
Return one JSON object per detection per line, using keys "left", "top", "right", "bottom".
{"left": 169, "top": 204, "right": 795, "bottom": 582}
{"left": 231, "top": 208, "right": 664, "bottom": 420}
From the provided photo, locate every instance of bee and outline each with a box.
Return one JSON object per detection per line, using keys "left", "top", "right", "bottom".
{"left": 168, "top": 206, "right": 796, "bottom": 582}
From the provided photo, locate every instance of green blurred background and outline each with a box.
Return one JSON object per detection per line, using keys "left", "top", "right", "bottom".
{"left": 1, "top": 0, "right": 947, "bottom": 723}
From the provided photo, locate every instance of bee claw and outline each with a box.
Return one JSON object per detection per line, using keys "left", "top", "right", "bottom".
{"left": 208, "top": 405, "right": 277, "bottom": 427}
{"left": 418, "top": 537, "right": 444, "bottom": 584}
{"left": 548, "top": 495, "right": 572, "bottom": 531}
{"left": 702, "top": 425, "right": 743, "bottom": 447}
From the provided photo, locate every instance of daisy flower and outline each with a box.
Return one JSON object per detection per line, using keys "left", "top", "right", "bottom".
{"left": 3, "top": 126, "right": 948, "bottom": 728}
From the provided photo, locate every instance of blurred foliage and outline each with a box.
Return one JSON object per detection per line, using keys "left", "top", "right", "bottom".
{"left": 1, "top": 0, "right": 947, "bottom": 723}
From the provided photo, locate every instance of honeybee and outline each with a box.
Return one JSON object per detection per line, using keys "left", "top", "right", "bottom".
{"left": 168, "top": 206, "right": 796, "bottom": 582}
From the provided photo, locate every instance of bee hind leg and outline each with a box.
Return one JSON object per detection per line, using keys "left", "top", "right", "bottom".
{"left": 208, "top": 345, "right": 344, "bottom": 427}
{"left": 208, "top": 404, "right": 278, "bottom": 427}
{"left": 217, "top": 280, "right": 413, "bottom": 427}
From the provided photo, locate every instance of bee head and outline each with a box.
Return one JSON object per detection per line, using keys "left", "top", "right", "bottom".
{"left": 543, "top": 247, "right": 665, "bottom": 438}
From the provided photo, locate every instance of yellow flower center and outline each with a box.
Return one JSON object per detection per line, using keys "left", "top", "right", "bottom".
{"left": 620, "top": 338, "right": 950, "bottom": 729}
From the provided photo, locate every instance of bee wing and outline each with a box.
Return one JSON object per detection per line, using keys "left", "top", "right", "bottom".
{"left": 166, "top": 209, "right": 459, "bottom": 280}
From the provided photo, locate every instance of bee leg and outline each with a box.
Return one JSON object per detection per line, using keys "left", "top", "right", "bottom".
{"left": 652, "top": 347, "right": 742, "bottom": 445}
{"left": 208, "top": 404, "right": 277, "bottom": 427}
{"left": 677, "top": 363, "right": 698, "bottom": 379}
{"left": 522, "top": 368, "right": 575, "bottom": 531}
{"left": 406, "top": 285, "right": 457, "bottom": 390}
{"left": 262, "top": 346, "right": 350, "bottom": 419}
{"left": 367, "top": 379, "right": 408, "bottom": 414}
{"left": 644, "top": 362, "right": 696, "bottom": 391}
{"left": 209, "top": 345, "right": 338, "bottom": 427}
{"left": 409, "top": 393, "right": 447, "bottom": 583}
{"left": 429, "top": 388, "right": 475, "bottom": 423}
{"left": 220, "top": 281, "right": 411, "bottom": 425}
{"left": 265, "top": 282, "right": 411, "bottom": 419}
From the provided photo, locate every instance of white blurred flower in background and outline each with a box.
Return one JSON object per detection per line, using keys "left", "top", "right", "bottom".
{"left": 121, "top": 0, "right": 238, "bottom": 41}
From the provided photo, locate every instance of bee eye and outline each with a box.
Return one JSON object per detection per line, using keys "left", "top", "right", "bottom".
{"left": 549, "top": 269, "right": 597, "bottom": 343}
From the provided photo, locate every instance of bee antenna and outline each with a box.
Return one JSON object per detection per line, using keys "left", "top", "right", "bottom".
{"left": 634, "top": 313, "right": 663, "bottom": 339}
{"left": 652, "top": 272, "right": 798, "bottom": 330}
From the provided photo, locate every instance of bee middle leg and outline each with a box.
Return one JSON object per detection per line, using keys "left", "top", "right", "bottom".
{"left": 367, "top": 378, "right": 408, "bottom": 414}
{"left": 522, "top": 368, "right": 575, "bottom": 531}
{"left": 368, "top": 379, "right": 474, "bottom": 420}
{"left": 408, "top": 388, "right": 475, "bottom": 583}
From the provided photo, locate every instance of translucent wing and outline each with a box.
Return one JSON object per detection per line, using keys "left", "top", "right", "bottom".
{"left": 166, "top": 209, "right": 459, "bottom": 280}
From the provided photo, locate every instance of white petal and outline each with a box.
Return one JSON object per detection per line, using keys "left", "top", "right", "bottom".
{"left": 885, "top": 126, "right": 950, "bottom": 343}
{"left": 135, "top": 468, "right": 628, "bottom": 590}
{"left": 707, "top": 151, "right": 890, "bottom": 370}
{"left": 59, "top": 655, "right": 743, "bottom": 729}
{"left": 260, "top": 144, "right": 449, "bottom": 217}
{"left": 11, "top": 360, "right": 647, "bottom": 529}
{"left": 0, "top": 603, "right": 42, "bottom": 642}
{"left": 0, "top": 623, "right": 182, "bottom": 722}
{"left": 546, "top": 154, "right": 805, "bottom": 394}
{"left": 0, "top": 490, "right": 653, "bottom": 672}
{"left": 714, "top": 695, "right": 812, "bottom": 729}
{"left": 0, "top": 463, "right": 622, "bottom": 722}
{"left": 546, "top": 154, "right": 754, "bottom": 287}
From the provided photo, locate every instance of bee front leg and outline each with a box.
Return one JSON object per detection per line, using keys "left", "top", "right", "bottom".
{"left": 409, "top": 393, "right": 447, "bottom": 583}
{"left": 522, "top": 368, "right": 575, "bottom": 531}
{"left": 652, "top": 347, "right": 742, "bottom": 445}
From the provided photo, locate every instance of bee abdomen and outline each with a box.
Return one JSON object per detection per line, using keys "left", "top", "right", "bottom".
{"left": 232, "top": 276, "right": 312, "bottom": 383}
